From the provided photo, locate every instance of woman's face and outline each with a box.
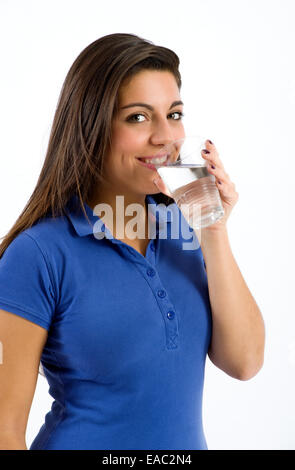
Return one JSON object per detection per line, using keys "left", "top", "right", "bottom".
{"left": 103, "top": 69, "right": 185, "bottom": 198}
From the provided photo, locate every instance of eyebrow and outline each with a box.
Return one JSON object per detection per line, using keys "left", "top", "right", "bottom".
{"left": 120, "top": 100, "right": 184, "bottom": 111}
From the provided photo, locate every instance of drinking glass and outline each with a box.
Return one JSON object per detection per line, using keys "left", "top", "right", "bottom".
{"left": 154, "top": 135, "right": 225, "bottom": 229}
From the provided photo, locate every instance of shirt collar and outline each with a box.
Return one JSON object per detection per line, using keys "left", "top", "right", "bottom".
{"left": 65, "top": 194, "right": 175, "bottom": 238}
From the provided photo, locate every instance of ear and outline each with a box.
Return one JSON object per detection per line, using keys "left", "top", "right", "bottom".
{"left": 153, "top": 176, "right": 173, "bottom": 198}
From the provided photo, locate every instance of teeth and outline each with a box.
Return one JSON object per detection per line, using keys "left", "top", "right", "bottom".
{"left": 141, "top": 155, "right": 167, "bottom": 164}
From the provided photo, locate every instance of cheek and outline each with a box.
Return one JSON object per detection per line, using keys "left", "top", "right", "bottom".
{"left": 175, "top": 122, "right": 185, "bottom": 139}
{"left": 111, "top": 126, "right": 146, "bottom": 156}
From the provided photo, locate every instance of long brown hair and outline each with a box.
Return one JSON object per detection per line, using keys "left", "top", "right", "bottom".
{"left": 0, "top": 33, "right": 181, "bottom": 260}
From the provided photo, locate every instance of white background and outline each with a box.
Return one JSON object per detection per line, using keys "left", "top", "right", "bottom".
{"left": 0, "top": 0, "right": 294, "bottom": 450}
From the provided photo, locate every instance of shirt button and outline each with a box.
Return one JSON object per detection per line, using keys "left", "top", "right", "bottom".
{"left": 167, "top": 311, "right": 175, "bottom": 320}
{"left": 147, "top": 268, "right": 156, "bottom": 277}
{"left": 157, "top": 289, "right": 166, "bottom": 298}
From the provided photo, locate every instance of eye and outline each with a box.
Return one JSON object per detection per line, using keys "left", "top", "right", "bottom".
{"left": 169, "top": 111, "right": 184, "bottom": 120}
{"left": 126, "top": 111, "right": 184, "bottom": 123}
{"left": 127, "top": 114, "right": 144, "bottom": 122}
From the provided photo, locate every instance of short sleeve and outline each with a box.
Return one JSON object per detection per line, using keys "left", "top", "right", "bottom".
{"left": 0, "top": 232, "right": 56, "bottom": 330}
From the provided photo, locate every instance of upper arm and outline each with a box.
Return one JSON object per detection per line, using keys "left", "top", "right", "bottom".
{"left": 0, "top": 309, "right": 48, "bottom": 438}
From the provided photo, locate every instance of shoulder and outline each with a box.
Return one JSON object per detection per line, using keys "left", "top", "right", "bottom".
{"left": 20, "top": 212, "right": 73, "bottom": 258}
{"left": 13, "top": 214, "right": 73, "bottom": 295}
{"left": 24, "top": 212, "right": 69, "bottom": 242}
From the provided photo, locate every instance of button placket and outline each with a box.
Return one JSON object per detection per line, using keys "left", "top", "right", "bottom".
{"left": 123, "top": 252, "right": 179, "bottom": 350}
{"left": 163, "top": 307, "right": 179, "bottom": 349}
{"left": 142, "top": 266, "right": 179, "bottom": 350}
{"left": 155, "top": 290, "right": 179, "bottom": 350}
{"left": 157, "top": 289, "right": 166, "bottom": 298}
{"left": 167, "top": 311, "right": 175, "bottom": 320}
{"left": 146, "top": 267, "right": 156, "bottom": 277}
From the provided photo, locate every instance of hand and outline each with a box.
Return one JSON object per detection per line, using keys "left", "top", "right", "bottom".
{"left": 200, "top": 140, "right": 239, "bottom": 233}
{"left": 153, "top": 139, "right": 239, "bottom": 234}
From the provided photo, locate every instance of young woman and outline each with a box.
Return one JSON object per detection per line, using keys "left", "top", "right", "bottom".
{"left": 0, "top": 33, "right": 265, "bottom": 450}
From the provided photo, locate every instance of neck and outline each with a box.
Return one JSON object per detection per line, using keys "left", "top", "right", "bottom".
{"left": 86, "top": 187, "right": 148, "bottom": 240}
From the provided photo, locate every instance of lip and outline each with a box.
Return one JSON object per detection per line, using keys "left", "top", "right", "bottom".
{"left": 136, "top": 159, "right": 158, "bottom": 171}
{"left": 135, "top": 153, "right": 169, "bottom": 171}
{"left": 136, "top": 153, "right": 168, "bottom": 161}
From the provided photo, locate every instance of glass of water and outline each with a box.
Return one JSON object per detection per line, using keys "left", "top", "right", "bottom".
{"left": 154, "top": 135, "right": 225, "bottom": 229}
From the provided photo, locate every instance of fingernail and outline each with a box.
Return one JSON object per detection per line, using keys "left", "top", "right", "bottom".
{"left": 211, "top": 165, "right": 215, "bottom": 169}
{"left": 208, "top": 140, "right": 213, "bottom": 145}
{"left": 202, "top": 149, "right": 210, "bottom": 154}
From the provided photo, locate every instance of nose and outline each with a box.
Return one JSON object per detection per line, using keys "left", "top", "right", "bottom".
{"left": 149, "top": 116, "right": 175, "bottom": 146}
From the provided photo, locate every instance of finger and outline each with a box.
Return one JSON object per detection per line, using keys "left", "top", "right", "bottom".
{"left": 207, "top": 167, "right": 238, "bottom": 200}
{"left": 216, "top": 180, "right": 239, "bottom": 201}
{"left": 206, "top": 163, "right": 230, "bottom": 183}
{"left": 201, "top": 150, "right": 225, "bottom": 171}
{"left": 205, "top": 139, "right": 218, "bottom": 154}
{"left": 202, "top": 141, "right": 225, "bottom": 170}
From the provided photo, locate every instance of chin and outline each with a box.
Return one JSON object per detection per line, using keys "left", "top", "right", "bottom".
{"left": 149, "top": 187, "right": 162, "bottom": 195}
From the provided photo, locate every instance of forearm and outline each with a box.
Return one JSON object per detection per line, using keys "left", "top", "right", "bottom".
{"left": 0, "top": 430, "right": 27, "bottom": 450}
{"left": 198, "top": 228, "right": 265, "bottom": 380}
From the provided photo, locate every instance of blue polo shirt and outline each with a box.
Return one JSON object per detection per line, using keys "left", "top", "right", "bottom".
{"left": 0, "top": 194, "right": 212, "bottom": 450}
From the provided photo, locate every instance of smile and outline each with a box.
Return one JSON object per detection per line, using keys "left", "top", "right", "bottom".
{"left": 136, "top": 154, "right": 169, "bottom": 165}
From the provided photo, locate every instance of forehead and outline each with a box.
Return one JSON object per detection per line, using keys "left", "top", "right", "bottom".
{"left": 118, "top": 70, "right": 180, "bottom": 104}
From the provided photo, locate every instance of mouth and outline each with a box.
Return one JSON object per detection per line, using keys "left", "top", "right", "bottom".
{"left": 136, "top": 154, "right": 169, "bottom": 169}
